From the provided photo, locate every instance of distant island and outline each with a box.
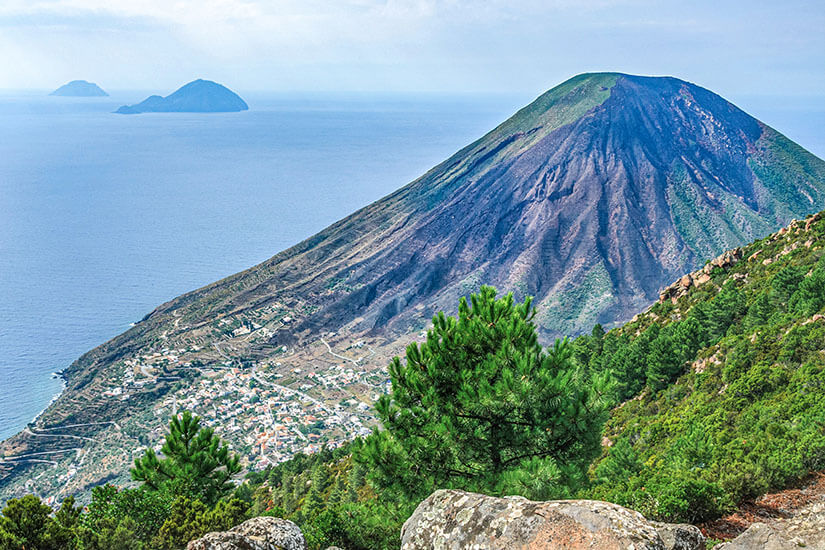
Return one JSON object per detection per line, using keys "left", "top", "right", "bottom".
{"left": 50, "top": 80, "right": 108, "bottom": 97}
{"left": 115, "top": 79, "right": 248, "bottom": 114}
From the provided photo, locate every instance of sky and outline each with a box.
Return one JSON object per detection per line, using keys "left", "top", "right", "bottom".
{"left": 0, "top": 0, "right": 823, "bottom": 98}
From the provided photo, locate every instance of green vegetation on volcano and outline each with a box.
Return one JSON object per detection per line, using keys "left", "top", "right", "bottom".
{"left": 579, "top": 211, "right": 825, "bottom": 523}
{"left": 238, "top": 211, "right": 825, "bottom": 547}
{"left": 4, "top": 212, "right": 823, "bottom": 549}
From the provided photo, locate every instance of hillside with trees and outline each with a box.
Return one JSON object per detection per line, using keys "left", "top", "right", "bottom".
{"left": 583, "top": 211, "right": 825, "bottom": 523}
{"left": 239, "top": 210, "right": 825, "bottom": 548}
{"left": 1, "top": 211, "right": 823, "bottom": 549}
{"left": 5, "top": 72, "right": 825, "bottom": 504}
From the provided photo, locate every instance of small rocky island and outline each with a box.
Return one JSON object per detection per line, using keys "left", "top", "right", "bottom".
{"left": 50, "top": 80, "right": 108, "bottom": 97}
{"left": 115, "top": 79, "right": 248, "bottom": 114}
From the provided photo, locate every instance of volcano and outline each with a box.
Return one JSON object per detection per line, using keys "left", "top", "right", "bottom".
{"left": 145, "top": 72, "right": 825, "bottom": 339}
{"left": 3, "top": 72, "right": 825, "bottom": 500}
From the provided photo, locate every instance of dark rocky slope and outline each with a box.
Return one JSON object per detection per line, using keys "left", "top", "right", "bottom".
{"left": 138, "top": 73, "right": 824, "bottom": 340}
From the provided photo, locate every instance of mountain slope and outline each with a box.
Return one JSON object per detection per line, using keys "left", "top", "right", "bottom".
{"left": 582, "top": 210, "right": 825, "bottom": 524}
{"left": 140, "top": 72, "right": 824, "bottom": 338}
{"left": 2, "top": 73, "right": 824, "bottom": 502}
{"left": 209, "top": 210, "right": 825, "bottom": 550}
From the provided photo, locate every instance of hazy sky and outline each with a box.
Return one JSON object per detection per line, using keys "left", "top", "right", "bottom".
{"left": 0, "top": 0, "right": 825, "bottom": 95}
{"left": 1, "top": 0, "right": 823, "bottom": 98}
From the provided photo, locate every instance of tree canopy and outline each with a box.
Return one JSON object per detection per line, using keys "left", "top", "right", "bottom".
{"left": 131, "top": 411, "right": 241, "bottom": 506}
{"left": 357, "top": 286, "right": 607, "bottom": 499}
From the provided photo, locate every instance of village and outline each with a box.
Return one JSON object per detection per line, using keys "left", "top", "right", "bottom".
{"left": 100, "top": 336, "right": 393, "bottom": 471}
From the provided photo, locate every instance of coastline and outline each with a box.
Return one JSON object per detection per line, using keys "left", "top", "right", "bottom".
{"left": 30, "top": 372, "right": 67, "bottom": 427}
{"left": 0, "top": 371, "right": 67, "bottom": 444}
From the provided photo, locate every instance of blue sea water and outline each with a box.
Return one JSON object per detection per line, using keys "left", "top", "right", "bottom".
{"left": 0, "top": 90, "right": 822, "bottom": 443}
{"left": 0, "top": 90, "right": 529, "bottom": 441}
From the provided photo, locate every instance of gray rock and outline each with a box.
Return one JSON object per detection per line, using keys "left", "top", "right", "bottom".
{"left": 187, "top": 516, "right": 306, "bottom": 550}
{"left": 712, "top": 498, "right": 825, "bottom": 549}
{"left": 401, "top": 489, "right": 706, "bottom": 550}
{"left": 652, "top": 521, "right": 706, "bottom": 550}
{"left": 188, "top": 532, "right": 265, "bottom": 550}
{"left": 711, "top": 522, "right": 797, "bottom": 549}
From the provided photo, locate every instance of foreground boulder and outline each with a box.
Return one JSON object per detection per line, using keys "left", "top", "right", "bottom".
{"left": 712, "top": 498, "right": 825, "bottom": 549}
{"left": 401, "top": 490, "right": 704, "bottom": 550}
{"left": 652, "top": 522, "right": 707, "bottom": 550}
{"left": 712, "top": 523, "right": 798, "bottom": 549}
{"left": 187, "top": 516, "right": 305, "bottom": 550}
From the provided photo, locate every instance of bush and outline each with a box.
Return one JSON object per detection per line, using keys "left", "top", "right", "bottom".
{"left": 647, "top": 474, "right": 732, "bottom": 523}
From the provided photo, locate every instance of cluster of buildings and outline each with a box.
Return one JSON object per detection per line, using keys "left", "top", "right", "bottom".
{"left": 149, "top": 358, "right": 385, "bottom": 469}
{"left": 93, "top": 332, "right": 392, "bottom": 472}
{"left": 104, "top": 347, "right": 199, "bottom": 398}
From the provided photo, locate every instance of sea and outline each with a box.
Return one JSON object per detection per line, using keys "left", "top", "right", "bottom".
{"left": 0, "top": 89, "right": 822, "bottom": 442}
{"left": 0, "top": 90, "right": 531, "bottom": 441}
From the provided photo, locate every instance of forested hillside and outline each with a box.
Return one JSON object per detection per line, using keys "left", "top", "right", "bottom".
{"left": 583, "top": 211, "right": 825, "bottom": 523}
{"left": 241, "top": 210, "right": 825, "bottom": 548}
{"left": 2, "top": 212, "right": 822, "bottom": 550}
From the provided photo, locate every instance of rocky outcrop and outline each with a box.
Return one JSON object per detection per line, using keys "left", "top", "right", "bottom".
{"left": 186, "top": 516, "right": 305, "bottom": 550}
{"left": 401, "top": 489, "right": 705, "bottom": 550}
{"left": 652, "top": 522, "right": 707, "bottom": 550}
{"left": 659, "top": 248, "right": 743, "bottom": 304}
{"left": 712, "top": 523, "right": 799, "bottom": 549}
{"left": 712, "top": 499, "right": 825, "bottom": 549}
{"left": 655, "top": 208, "right": 822, "bottom": 307}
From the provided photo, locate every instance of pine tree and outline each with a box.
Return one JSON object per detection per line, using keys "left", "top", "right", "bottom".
{"left": 132, "top": 411, "right": 241, "bottom": 506}
{"left": 791, "top": 259, "right": 825, "bottom": 315}
{"left": 346, "top": 462, "right": 365, "bottom": 503}
{"left": 152, "top": 497, "right": 208, "bottom": 550}
{"left": 646, "top": 327, "right": 680, "bottom": 390}
{"left": 48, "top": 496, "right": 81, "bottom": 549}
{"left": 327, "top": 474, "right": 347, "bottom": 506}
{"left": 0, "top": 494, "right": 76, "bottom": 550}
{"left": 76, "top": 516, "right": 144, "bottom": 550}
{"left": 304, "top": 487, "right": 325, "bottom": 517}
{"left": 744, "top": 292, "right": 772, "bottom": 330}
{"left": 0, "top": 495, "right": 52, "bottom": 550}
{"left": 646, "top": 318, "right": 705, "bottom": 390}
{"left": 590, "top": 323, "right": 605, "bottom": 357}
{"left": 771, "top": 264, "right": 805, "bottom": 305}
{"left": 594, "top": 439, "right": 642, "bottom": 483}
{"left": 310, "top": 464, "right": 329, "bottom": 494}
{"left": 356, "top": 286, "right": 607, "bottom": 499}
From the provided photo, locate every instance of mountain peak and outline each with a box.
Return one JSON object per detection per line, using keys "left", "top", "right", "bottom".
{"left": 50, "top": 80, "right": 108, "bottom": 97}
{"left": 229, "top": 71, "right": 819, "bottom": 338}
{"left": 108, "top": 72, "right": 823, "bottom": 342}
{"left": 115, "top": 79, "right": 248, "bottom": 114}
